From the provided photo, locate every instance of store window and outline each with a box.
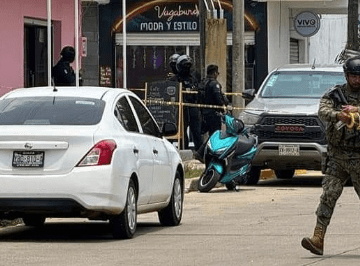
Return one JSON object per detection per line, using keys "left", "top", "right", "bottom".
{"left": 115, "top": 45, "right": 203, "bottom": 90}
{"left": 115, "top": 43, "right": 255, "bottom": 99}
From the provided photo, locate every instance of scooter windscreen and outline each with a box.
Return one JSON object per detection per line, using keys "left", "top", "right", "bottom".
{"left": 224, "top": 114, "right": 245, "bottom": 135}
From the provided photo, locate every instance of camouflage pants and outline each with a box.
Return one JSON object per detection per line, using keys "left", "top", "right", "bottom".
{"left": 316, "top": 152, "right": 360, "bottom": 227}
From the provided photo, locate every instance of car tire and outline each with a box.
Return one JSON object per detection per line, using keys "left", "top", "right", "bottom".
{"left": 275, "top": 169, "right": 295, "bottom": 179}
{"left": 158, "top": 171, "right": 183, "bottom": 226}
{"left": 22, "top": 215, "right": 46, "bottom": 227}
{"left": 198, "top": 168, "right": 221, "bottom": 192}
{"left": 111, "top": 179, "right": 137, "bottom": 239}
{"left": 243, "top": 166, "right": 261, "bottom": 185}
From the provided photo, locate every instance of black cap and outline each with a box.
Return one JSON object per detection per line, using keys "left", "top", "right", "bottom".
{"left": 60, "top": 46, "right": 75, "bottom": 63}
{"left": 207, "top": 64, "right": 219, "bottom": 75}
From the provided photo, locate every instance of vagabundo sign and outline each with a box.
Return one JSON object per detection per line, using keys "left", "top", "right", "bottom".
{"left": 294, "top": 11, "right": 320, "bottom": 37}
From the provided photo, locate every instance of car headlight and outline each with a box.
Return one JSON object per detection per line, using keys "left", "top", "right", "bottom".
{"left": 238, "top": 112, "right": 260, "bottom": 125}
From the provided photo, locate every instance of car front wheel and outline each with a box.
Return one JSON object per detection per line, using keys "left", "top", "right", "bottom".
{"left": 111, "top": 179, "right": 137, "bottom": 239}
{"left": 158, "top": 171, "right": 183, "bottom": 226}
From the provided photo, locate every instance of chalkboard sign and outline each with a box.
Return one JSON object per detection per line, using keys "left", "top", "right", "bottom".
{"left": 99, "top": 66, "right": 112, "bottom": 87}
{"left": 146, "top": 80, "right": 180, "bottom": 130}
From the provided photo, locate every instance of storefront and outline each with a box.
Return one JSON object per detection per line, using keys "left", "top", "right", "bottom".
{"left": 0, "top": 0, "right": 78, "bottom": 93}
{"left": 98, "top": 0, "right": 268, "bottom": 93}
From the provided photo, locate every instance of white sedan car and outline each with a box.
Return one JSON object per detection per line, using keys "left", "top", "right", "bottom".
{"left": 0, "top": 86, "right": 184, "bottom": 239}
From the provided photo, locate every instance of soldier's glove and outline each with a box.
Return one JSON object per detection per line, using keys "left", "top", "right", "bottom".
{"left": 342, "top": 105, "right": 359, "bottom": 113}
{"left": 337, "top": 111, "right": 352, "bottom": 125}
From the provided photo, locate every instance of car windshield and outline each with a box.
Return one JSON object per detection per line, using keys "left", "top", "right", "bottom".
{"left": 260, "top": 71, "right": 346, "bottom": 98}
{"left": 0, "top": 97, "right": 105, "bottom": 125}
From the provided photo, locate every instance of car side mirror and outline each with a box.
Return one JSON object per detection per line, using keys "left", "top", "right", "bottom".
{"left": 242, "top": 89, "right": 256, "bottom": 100}
{"left": 162, "top": 122, "right": 177, "bottom": 136}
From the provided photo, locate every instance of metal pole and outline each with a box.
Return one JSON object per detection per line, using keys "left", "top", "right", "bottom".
{"left": 232, "top": 0, "right": 245, "bottom": 117}
{"left": 217, "top": 0, "right": 224, "bottom": 19}
{"left": 47, "top": 0, "right": 52, "bottom": 87}
{"left": 75, "top": 0, "right": 80, "bottom": 87}
{"left": 209, "top": 0, "right": 217, "bottom": 19}
{"left": 122, "top": 0, "right": 127, "bottom": 89}
{"left": 347, "top": 0, "right": 359, "bottom": 51}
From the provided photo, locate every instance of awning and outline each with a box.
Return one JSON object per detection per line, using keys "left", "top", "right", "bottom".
{"left": 115, "top": 32, "right": 256, "bottom": 46}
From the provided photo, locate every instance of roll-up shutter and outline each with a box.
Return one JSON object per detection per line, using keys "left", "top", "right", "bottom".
{"left": 290, "top": 38, "right": 299, "bottom": 64}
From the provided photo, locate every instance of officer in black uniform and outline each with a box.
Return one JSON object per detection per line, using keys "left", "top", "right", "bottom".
{"left": 176, "top": 55, "right": 202, "bottom": 151}
{"left": 167, "top": 53, "right": 180, "bottom": 81}
{"left": 202, "top": 64, "right": 229, "bottom": 136}
{"left": 52, "top": 46, "right": 76, "bottom": 86}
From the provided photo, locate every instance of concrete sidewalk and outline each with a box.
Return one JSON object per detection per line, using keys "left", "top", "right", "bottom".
{"left": 180, "top": 149, "right": 323, "bottom": 193}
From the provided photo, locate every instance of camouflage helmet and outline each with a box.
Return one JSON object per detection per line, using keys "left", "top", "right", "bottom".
{"left": 343, "top": 56, "right": 360, "bottom": 75}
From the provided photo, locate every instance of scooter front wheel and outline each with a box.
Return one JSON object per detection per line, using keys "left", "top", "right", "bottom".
{"left": 198, "top": 168, "right": 221, "bottom": 193}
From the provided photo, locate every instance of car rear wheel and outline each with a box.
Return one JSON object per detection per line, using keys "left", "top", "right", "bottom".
{"left": 275, "top": 169, "right": 295, "bottom": 179}
{"left": 158, "top": 171, "right": 183, "bottom": 226}
{"left": 22, "top": 215, "right": 46, "bottom": 227}
{"left": 111, "top": 179, "right": 137, "bottom": 239}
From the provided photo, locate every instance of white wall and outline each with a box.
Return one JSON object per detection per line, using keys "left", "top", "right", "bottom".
{"left": 267, "top": 1, "right": 291, "bottom": 71}
{"left": 266, "top": 0, "right": 349, "bottom": 72}
{"left": 309, "top": 15, "right": 347, "bottom": 65}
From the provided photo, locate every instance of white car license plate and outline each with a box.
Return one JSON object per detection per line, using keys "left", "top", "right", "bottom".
{"left": 12, "top": 151, "right": 45, "bottom": 167}
{"left": 279, "top": 145, "right": 300, "bottom": 156}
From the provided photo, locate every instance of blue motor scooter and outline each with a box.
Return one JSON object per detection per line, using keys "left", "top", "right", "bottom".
{"left": 197, "top": 113, "right": 258, "bottom": 192}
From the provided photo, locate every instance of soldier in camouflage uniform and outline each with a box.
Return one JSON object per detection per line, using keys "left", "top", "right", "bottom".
{"left": 301, "top": 56, "right": 360, "bottom": 255}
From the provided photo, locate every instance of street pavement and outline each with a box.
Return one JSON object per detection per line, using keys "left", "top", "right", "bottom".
{"left": 1, "top": 173, "right": 360, "bottom": 266}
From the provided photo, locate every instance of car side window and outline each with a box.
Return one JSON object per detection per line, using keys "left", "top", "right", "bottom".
{"left": 115, "top": 97, "right": 139, "bottom": 133}
{"left": 129, "top": 96, "right": 161, "bottom": 138}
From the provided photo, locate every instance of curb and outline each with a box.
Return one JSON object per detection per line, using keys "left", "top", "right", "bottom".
{"left": 185, "top": 177, "right": 199, "bottom": 193}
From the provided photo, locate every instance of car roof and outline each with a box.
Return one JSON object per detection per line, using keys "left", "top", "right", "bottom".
{"left": 1, "top": 86, "right": 130, "bottom": 100}
{"left": 272, "top": 64, "right": 343, "bottom": 72}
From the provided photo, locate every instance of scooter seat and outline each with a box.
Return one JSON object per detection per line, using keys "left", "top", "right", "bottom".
{"left": 235, "top": 135, "right": 256, "bottom": 155}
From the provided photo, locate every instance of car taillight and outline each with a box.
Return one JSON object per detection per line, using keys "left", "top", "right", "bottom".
{"left": 77, "top": 140, "right": 117, "bottom": 167}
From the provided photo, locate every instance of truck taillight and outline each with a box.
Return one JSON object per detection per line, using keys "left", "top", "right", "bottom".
{"left": 77, "top": 140, "right": 117, "bottom": 166}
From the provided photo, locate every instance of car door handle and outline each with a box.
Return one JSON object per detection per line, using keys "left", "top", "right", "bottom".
{"left": 153, "top": 149, "right": 158, "bottom": 155}
{"left": 133, "top": 148, "right": 139, "bottom": 154}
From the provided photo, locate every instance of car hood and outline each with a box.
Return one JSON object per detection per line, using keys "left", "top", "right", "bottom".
{"left": 245, "top": 97, "right": 320, "bottom": 116}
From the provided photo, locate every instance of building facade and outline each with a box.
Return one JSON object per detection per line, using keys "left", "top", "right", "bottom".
{"left": 0, "top": 0, "right": 79, "bottom": 94}
{"left": 81, "top": 0, "right": 268, "bottom": 93}
{"left": 262, "top": 0, "right": 349, "bottom": 71}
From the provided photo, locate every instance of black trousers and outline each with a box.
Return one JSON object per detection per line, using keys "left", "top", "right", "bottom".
{"left": 203, "top": 111, "right": 222, "bottom": 136}
{"left": 183, "top": 107, "right": 202, "bottom": 150}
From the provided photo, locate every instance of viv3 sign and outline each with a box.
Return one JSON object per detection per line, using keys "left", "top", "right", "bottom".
{"left": 294, "top": 11, "right": 320, "bottom": 37}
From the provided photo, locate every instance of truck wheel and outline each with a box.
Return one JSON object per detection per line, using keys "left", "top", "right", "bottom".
{"left": 23, "top": 215, "right": 46, "bottom": 227}
{"left": 243, "top": 166, "right": 261, "bottom": 185}
{"left": 275, "top": 169, "right": 295, "bottom": 179}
